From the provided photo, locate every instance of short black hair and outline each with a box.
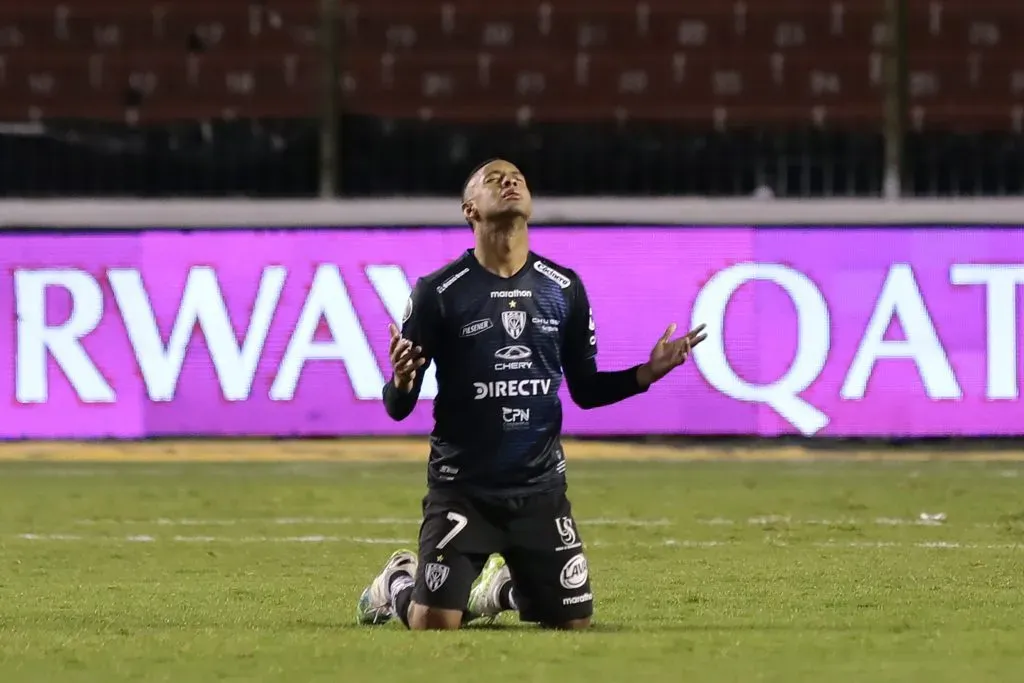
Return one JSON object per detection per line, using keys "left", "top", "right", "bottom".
{"left": 462, "top": 158, "right": 501, "bottom": 200}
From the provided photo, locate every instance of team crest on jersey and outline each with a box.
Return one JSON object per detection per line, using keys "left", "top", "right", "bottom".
{"left": 424, "top": 562, "right": 450, "bottom": 592}
{"left": 501, "top": 310, "right": 527, "bottom": 339}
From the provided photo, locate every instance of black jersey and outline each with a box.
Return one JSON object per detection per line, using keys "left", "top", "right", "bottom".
{"left": 383, "top": 249, "right": 649, "bottom": 497}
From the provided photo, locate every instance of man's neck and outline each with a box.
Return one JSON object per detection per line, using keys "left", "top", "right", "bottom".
{"left": 474, "top": 220, "right": 529, "bottom": 278}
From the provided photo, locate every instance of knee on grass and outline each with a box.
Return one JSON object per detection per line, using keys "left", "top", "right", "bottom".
{"left": 542, "top": 617, "right": 591, "bottom": 631}
{"left": 407, "top": 603, "right": 463, "bottom": 631}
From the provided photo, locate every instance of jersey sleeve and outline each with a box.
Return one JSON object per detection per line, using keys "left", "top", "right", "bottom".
{"left": 561, "top": 275, "right": 648, "bottom": 409}
{"left": 562, "top": 276, "right": 598, "bottom": 370}
{"left": 399, "top": 277, "right": 441, "bottom": 362}
{"left": 382, "top": 277, "right": 441, "bottom": 420}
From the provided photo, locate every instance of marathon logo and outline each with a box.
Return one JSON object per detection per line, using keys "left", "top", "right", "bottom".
{"left": 561, "top": 592, "right": 593, "bottom": 606}
{"left": 534, "top": 261, "right": 571, "bottom": 289}
{"left": 490, "top": 289, "right": 533, "bottom": 299}
{"left": 473, "top": 379, "right": 552, "bottom": 399}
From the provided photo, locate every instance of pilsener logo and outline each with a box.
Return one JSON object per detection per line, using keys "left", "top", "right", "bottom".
{"left": 473, "top": 379, "right": 552, "bottom": 399}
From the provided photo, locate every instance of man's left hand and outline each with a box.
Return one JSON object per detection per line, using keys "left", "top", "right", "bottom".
{"left": 638, "top": 323, "right": 707, "bottom": 388}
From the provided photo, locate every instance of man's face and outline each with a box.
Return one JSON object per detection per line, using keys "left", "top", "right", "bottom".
{"left": 462, "top": 160, "right": 532, "bottom": 226}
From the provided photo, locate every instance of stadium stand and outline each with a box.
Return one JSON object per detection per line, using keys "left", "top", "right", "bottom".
{"left": 0, "top": 0, "right": 1020, "bottom": 196}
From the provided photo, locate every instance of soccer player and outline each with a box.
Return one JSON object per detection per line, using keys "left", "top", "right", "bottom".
{"left": 356, "top": 158, "right": 706, "bottom": 631}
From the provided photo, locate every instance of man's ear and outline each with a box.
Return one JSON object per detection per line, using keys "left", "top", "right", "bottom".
{"left": 462, "top": 200, "right": 475, "bottom": 226}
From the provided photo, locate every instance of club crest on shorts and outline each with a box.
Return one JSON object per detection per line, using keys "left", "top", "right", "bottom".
{"left": 501, "top": 310, "right": 527, "bottom": 339}
{"left": 424, "top": 562, "right": 450, "bottom": 592}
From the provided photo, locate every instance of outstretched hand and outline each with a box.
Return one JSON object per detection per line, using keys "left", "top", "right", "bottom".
{"left": 388, "top": 323, "right": 426, "bottom": 393}
{"left": 639, "top": 323, "right": 707, "bottom": 387}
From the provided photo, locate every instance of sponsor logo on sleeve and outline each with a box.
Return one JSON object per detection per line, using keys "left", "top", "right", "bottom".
{"left": 436, "top": 267, "right": 470, "bottom": 295}
{"left": 534, "top": 261, "right": 572, "bottom": 289}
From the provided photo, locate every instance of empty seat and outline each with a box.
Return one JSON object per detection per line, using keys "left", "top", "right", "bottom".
{"left": 906, "top": 4, "right": 1024, "bottom": 52}
{"left": 0, "top": 4, "right": 320, "bottom": 52}
{"left": 58, "top": 5, "right": 161, "bottom": 52}
{"left": 0, "top": 53, "right": 99, "bottom": 118}
{"left": 178, "top": 52, "right": 316, "bottom": 115}
{"left": 161, "top": 5, "right": 318, "bottom": 53}
{"left": 330, "top": 49, "right": 885, "bottom": 125}
{"left": 645, "top": 5, "right": 884, "bottom": 53}
{"left": 94, "top": 52, "right": 192, "bottom": 100}
{"left": 906, "top": 52, "right": 1024, "bottom": 119}
{"left": 0, "top": 9, "right": 64, "bottom": 51}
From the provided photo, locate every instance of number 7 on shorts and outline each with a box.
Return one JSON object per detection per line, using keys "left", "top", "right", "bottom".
{"left": 436, "top": 511, "right": 468, "bottom": 550}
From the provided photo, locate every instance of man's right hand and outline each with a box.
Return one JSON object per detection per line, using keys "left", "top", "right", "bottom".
{"left": 388, "top": 322, "right": 426, "bottom": 393}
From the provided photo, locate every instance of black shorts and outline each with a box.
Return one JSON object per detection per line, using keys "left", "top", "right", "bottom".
{"left": 411, "top": 487, "right": 593, "bottom": 625}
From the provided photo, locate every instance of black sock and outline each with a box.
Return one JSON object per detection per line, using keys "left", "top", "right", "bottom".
{"left": 499, "top": 581, "right": 517, "bottom": 611}
{"left": 387, "top": 571, "right": 415, "bottom": 629}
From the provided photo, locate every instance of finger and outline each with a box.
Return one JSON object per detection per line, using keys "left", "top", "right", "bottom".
{"left": 690, "top": 332, "right": 708, "bottom": 347}
{"left": 390, "top": 337, "right": 410, "bottom": 359}
{"left": 390, "top": 339, "right": 413, "bottom": 365}
{"left": 675, "top": 338, "right": 690, "bottom": 362}
{"left": 393, "top": 345, "right": 418, "bottom": 365}
{"left": 660, "top": 323, "right": 677, "bottom": 344}
{"left": 387, "top": 324, "right": 400, "bottom": 354}
{"left": 393, "top": 346, "right": 424, "bottom": 370}
{"left": 397, "top": 357, "right": 426, "bottom": 376}
{"left": 686, "top": 323, "right": 707, "bottom": 338}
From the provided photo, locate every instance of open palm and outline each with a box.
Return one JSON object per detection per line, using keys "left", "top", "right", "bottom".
{"left": 647, "top": 323, "right": 707, "bottom": 382}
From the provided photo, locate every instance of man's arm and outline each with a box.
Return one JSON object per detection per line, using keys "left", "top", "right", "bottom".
{"left": 561, "top": 277, "right": 651, "bottom": 410}
{"left": 382, "top": 364, "right": 427, "bottom": 420}
{"left": 382, "top": 279, "right": 440, "bottom": 421}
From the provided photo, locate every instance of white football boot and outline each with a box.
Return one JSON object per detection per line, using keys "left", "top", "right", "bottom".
{"left": 356, "top": 549, "right": 418, "bottom": 625}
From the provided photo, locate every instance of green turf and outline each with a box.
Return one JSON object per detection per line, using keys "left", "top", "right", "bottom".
{"left": 1, "top": 459, "right": 1023, "bottom": 682}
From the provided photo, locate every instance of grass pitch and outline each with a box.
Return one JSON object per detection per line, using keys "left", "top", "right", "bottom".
{"left": 1, "top": 446, "right": 1023, "bottom": 682}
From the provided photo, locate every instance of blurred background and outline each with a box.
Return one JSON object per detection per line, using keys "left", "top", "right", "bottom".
{"left": 0, "top": 0, "right": 1020, "bottom": 199}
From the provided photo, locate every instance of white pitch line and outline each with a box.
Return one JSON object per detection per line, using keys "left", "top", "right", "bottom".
{"left": 699, "top": 516, "right": 962, "bottom": 527}
{"left": 11, "top": 534, "right": 1024, "bottom": 550}
{"left": 72, "top": 517, "right": 672, "bottom": 527}
{"left": 68, "top": 516, "right": 1024, "bottom": 531}
{"left": 15, "top": 533, "right": 417, "bottom": 545}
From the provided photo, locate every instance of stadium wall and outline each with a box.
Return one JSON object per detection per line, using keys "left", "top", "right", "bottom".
{"left": 2, "top": 198, "right": 1022, "bottom": 440}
